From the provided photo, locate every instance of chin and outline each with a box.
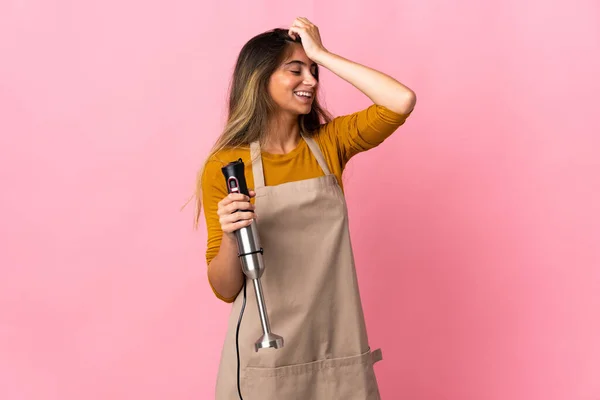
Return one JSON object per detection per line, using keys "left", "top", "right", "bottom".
{"left": 298, "top": 106, "right": 313, "bottom": 115}
{"left": 281, "top": 105, "right": 313, "bottom": 117}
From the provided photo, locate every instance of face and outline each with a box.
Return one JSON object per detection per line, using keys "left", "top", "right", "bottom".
{"left": 268, "top": 44, "right": 318, "bottom": 118}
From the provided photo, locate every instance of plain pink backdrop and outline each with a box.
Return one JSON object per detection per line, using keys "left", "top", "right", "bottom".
{"left": 1, "top": 0, "right": 599, "bottom": 399}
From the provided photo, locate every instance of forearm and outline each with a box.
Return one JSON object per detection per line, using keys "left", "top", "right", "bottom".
{"left": 314, "top": 51, "right": 416, "bottom": 115}
{"left": 207, "top": 233, "right": 244, "bottom": 300}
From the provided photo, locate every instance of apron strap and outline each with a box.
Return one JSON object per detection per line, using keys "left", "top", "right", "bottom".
{"left": 371, "top": 348, "right": 383, "bottom": 365}
{"left": 249, "top": 141, "right": 265, "bottom": 189}
{"left": 303, "top": 135, "right": 332, "bottom": 176}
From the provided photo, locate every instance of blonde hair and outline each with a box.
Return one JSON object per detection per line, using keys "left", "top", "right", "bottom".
{"left": 189, "top": 28, "right": 331, "bottom": 228}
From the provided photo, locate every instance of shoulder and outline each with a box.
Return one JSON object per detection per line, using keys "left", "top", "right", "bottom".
{"left": 310, "top": 104, "right": 413, "bottom": 163}
{"left": 313, "top": 104, "right": 412, "bottom": 146}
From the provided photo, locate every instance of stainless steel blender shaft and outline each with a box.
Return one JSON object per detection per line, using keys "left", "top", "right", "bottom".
{"left": 235, "top": 224, "right": 284, "bottom": 352}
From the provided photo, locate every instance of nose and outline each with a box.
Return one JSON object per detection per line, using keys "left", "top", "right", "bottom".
{"left": 303, "top": 72, "right": 317, "bottom": 87}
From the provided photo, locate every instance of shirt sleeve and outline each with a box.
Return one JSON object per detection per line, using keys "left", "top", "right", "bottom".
{"left": 201, "top": 159, "right": 228, "bottom": 267}
{"left": 325, "top": 104, "right": 412, "bottom": 167}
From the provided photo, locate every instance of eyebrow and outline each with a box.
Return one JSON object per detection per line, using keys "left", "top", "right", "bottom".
{"left": 284, "top": 60, "right": 317, "bottom": 68}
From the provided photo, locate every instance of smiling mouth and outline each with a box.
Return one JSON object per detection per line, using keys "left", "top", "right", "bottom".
{"left": 294, "top": 91, "right": 313, "bottom": 99}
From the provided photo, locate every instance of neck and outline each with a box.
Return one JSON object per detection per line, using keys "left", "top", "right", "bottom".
{"left": 263, "top": 113, "right": 301, "bottom": 154}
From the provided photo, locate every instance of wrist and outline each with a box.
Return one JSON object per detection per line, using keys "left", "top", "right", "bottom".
{"left": 312, "top": 49, "right": 334, "bottom": 66}
{"left": 223, "top": 231, "right": 237, "bottom": 244}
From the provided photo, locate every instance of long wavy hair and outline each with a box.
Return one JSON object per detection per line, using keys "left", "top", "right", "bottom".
{"left": 191, "top": 28, "right": 331, "bottom": 226}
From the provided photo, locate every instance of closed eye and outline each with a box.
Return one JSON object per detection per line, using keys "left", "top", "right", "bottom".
{"left": 291, "top": 70, "right": 301, "bottom": 75}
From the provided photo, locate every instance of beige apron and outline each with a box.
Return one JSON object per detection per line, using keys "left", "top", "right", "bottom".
{"left": 215, "top": 135, "right": 383, "bottom": 400}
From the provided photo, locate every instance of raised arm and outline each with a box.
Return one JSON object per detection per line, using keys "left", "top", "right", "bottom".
{"left": 288, "top": 17, "right": 417, "bottom": 115}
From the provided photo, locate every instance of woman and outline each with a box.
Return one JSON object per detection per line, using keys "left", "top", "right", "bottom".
{"left": 196, "top": 17, "right": 416, "bottom": 400}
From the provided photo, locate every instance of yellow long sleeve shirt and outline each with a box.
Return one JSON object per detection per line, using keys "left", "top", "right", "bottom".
{"left": 201, "top": 104, "right": 411, "bottom": 302}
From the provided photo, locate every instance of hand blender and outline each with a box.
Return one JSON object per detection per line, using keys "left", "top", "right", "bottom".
{"left": 222, "top": 159, "right": 284, "bottom": 351}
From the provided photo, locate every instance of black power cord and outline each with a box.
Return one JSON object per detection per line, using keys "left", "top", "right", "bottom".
{"left": 236, "top": 279, "right": 247, "bottom": 400}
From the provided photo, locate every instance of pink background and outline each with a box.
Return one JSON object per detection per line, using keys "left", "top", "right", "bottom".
{"left": 1, "top": 0, "right": 599, "bottom": 399}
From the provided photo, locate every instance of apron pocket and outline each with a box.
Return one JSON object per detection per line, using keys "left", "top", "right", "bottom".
{"left": 241, "top": 348, "right": 383, "bottom": 400}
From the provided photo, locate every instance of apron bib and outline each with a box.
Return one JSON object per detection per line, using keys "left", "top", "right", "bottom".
{"left": 215, "top": 136, "right": 383, "bottom": 399}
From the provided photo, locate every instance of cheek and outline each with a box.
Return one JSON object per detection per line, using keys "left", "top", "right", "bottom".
{"left": 270, "top": 79, "right": 295, "bottom": 101}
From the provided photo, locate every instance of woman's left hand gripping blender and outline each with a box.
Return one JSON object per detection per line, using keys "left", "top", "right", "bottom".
{"left": 221, "top": 159, "right": 284, "bottom": 351}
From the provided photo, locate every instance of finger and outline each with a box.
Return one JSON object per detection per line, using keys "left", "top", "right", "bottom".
{"left": 217, "top": 200, "right": 253, "bottom": 216}
{"left": 219, "top": 202, "right": 250, "bottom": 217}
{"left": 248, "top": 190, "right": 256, "bottom": 198}
{"left": 293, "top": 18, "right": 307, "bottom": 27}
{"left": 293, "top": 22, "right": 308, "bottom": 32}
{"left": 298, "top": 17, "right": 313, "bottom": 26}
{"left": 288, "top": 27, "right": 301, "bottom": 39}
{"left": 221, "top": 211, "right": 255, "bottom": 225}
{"left": 223, "top": 219, "right": 253, "bottom": 233}
{"left": 220, "top": 193, "right": 249, "bottom": 206}
{"left": 226, "top": 201, "right": 255, "bottom": 213}
{"left": 288, "top": 26, "right": 305, "bottom": 39}
{"left": 229, "top": 192, "right": 250, "bottom": 201}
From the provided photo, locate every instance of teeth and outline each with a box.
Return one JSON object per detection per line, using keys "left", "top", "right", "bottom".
{"left": 295, "top": 91, "right": 312, "bottom": 98}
